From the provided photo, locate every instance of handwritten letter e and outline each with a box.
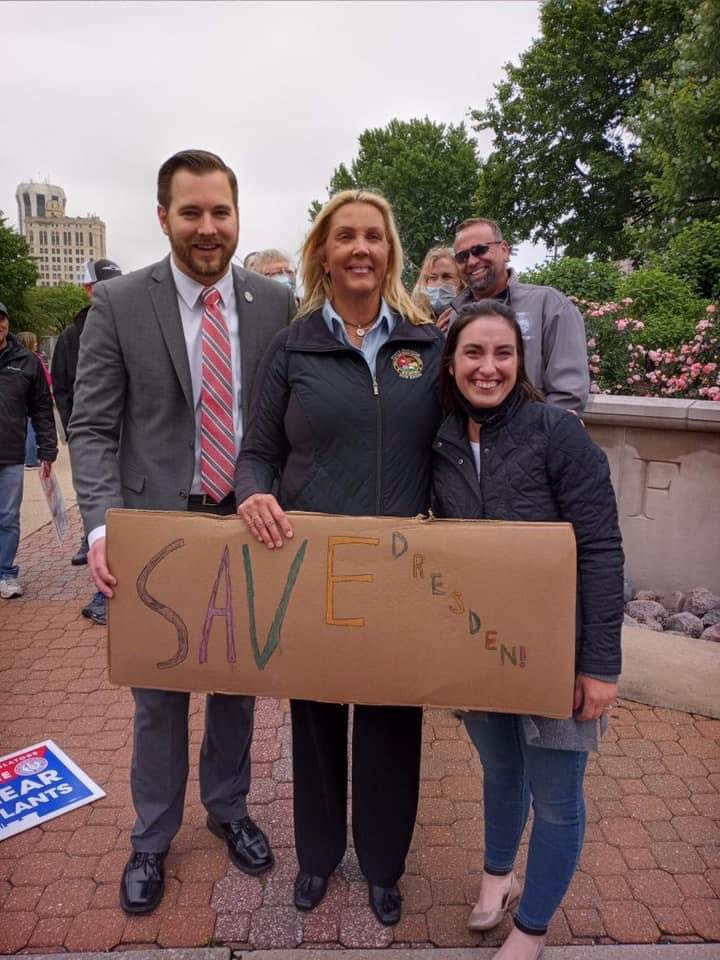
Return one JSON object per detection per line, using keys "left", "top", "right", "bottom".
{"left": 326, "top": 536, "right": 380, "bottom": 627}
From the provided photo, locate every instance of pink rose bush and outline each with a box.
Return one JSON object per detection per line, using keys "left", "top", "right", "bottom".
{"left": 580, "top": 301, "right": 720, "bottom": 401}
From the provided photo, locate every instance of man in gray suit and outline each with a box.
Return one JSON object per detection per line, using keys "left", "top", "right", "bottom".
{"left": 69, "top": 149, "right": 294, "bottom": 915}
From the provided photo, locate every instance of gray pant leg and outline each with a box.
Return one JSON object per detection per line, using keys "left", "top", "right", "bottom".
{"left": 200, "top": 693, "right": 255, "bottom": 821}
{"left": 130, "top": 687, "right": 190, "bottom": 851}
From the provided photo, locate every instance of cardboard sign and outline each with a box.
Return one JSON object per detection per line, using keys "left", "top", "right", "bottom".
{"left": 0, "top": 741, "right": 105, "bottom": 840}
{"left": 107, "top": 510, "right": 577, "bottom": 718}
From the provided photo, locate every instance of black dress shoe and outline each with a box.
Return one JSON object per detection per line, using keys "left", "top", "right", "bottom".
{"left": 71, "top": 547, "right": 88, "bottom": 566}
{"left": 207, "top": 813, "right": 273, "bottom": 875}
{"left": 369, "top": 882, "right": 402, "bottom": 926}
{"left": 294, "top": 871, "right": 328, "bottom": 911}
{"left": 119, "top": 851, "right": 166, "bottom": 915}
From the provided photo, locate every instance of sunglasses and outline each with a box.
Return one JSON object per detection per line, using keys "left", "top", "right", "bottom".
{"left": 454, "top": 241, "right": 504, "bottom": 264}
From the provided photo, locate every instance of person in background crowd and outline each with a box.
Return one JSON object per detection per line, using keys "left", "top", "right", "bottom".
{"left": 15, "top": 331, "right": 51, "bottom": 468}
{"left": 68, "top": 149, "right": 294, "bottom": 916}
{"left": 411, "top": 245, "right": 463, "bottom": 332}
{"left": 0, "top": 303, "right": 57, "bottom": 600}
{"left": 432, "top": 300, "right": 623, "bottom": 960}
{"left": 253, "top": 248, "right": 298, "bottom": 299}
{"left": 243, "top": 250, "right": 260, "bottom": 271}
{"left": 51, "top": 258, "right": 123, "bottom": 625}
{"left": 235, "top": 189, "right": 444, "bottom": 927}
{"left": 450, "top": 218, "right": 589, "bottom": 413}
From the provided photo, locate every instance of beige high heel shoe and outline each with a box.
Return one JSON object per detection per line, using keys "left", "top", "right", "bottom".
{"left": 467, "top": 871, "right": 522, "bottom": 931}
{"left": 493, "top": 925, "right": 547, "bottom": 959}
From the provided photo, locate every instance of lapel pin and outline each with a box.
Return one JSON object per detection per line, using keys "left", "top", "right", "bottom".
{"left": 244, "top": 290, "right": 254, "bottom": 303}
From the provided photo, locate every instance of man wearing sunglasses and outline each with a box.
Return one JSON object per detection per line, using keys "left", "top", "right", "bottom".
{"left": 450, "top": 218, "right": 589, "bottom": 413}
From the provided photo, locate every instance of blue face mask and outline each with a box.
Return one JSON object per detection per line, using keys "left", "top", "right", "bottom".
{"left": 271, "top": 273, "right": 295, "bottom": 291}
{"left": 422, "top": 285, "right": 456, "bottom": 316}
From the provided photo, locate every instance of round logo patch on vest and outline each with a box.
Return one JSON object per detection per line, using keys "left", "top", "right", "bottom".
{"left": 391, "top": 349, "right": 423, "bottom": 379}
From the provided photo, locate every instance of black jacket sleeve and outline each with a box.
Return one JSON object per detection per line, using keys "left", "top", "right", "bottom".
{"left": 546, "top": 413, "right": 624, "bottom": 677}
{"left": 50, "top": 330, "right": 74, "bottom": 432}
{"left": 235, "top": 328, "right": 292, "bottom": 503}
{"left": 27, "top": 356, "right": 58, "bottom": 462}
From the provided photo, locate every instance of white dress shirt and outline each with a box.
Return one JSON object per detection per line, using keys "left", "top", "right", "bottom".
{"left": 88, "top": 257, "right": 243, "bottom": 546}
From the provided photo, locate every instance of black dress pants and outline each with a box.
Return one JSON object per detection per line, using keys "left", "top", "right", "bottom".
{"left": 290, "top": 699, "right": 423, "bottom": 886}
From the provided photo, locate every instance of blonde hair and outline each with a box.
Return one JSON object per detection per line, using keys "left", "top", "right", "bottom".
{"left": 412, "top": 245, "right": 462, "bottom": 297}
{"left": 16, "top": 331, "right": 38, "bottom": 352}
{"left": 298, "top": 189, "right": 429, "bottom": 326}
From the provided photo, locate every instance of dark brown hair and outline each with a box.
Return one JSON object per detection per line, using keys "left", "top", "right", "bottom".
{"left": 439, "top": 300, "right": 544, "bottom": 413}
{"left": 157, "top": 149, "right": 238, "bottom": 210}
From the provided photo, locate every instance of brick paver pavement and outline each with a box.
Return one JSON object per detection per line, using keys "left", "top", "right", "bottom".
{"left": 1, "top": 511, "right": 718, "bottom": 953}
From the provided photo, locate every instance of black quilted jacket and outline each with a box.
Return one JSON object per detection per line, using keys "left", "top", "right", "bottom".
{"left": 431, "top": 388, "right": 623, "bottom": 677}
{"left": 235, "top": 309, "right": 444, "bottom": 517}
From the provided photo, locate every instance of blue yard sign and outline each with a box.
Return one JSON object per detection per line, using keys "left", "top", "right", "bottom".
{"left": 0, "top": 740, "right": 105, "bottom": 840}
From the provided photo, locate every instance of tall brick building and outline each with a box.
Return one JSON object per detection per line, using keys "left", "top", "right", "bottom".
{"left": 16, "top": 181, "right": 106, "bottom": 287}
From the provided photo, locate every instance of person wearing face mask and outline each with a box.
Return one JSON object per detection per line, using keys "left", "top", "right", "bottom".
{"left": 450, "top": 219, "right": 589, "bottom": 414}
{"left": 432, "top": 299, "right": 623, "bottom": 960}
{"left": 254, "top": 249, "right": 299, "bottom": 303}
{"left": 411, "top": 246, "right": 462, "bottom": 332}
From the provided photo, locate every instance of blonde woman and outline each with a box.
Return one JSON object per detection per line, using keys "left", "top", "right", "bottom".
{"left": 235, "top": 190, "right": 444, "bottom": 926}
{"left": 411, "top": 245, "right": 463, "bottom": 331}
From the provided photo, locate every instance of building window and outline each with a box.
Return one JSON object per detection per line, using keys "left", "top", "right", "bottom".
{"left": 37, "top": 195, "right": 46, "bottom": 217}
{"left": 23, "top": 193, "right": 31, "bottom": 218}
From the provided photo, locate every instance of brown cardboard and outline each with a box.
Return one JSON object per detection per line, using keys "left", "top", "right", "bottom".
{"left": 106, "top": 510, "right": 577, "bottom": 718}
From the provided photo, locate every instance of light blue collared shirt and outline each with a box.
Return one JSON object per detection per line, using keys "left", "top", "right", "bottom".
{"left": 322, "top": 298, "right": 395, "bottom": 377}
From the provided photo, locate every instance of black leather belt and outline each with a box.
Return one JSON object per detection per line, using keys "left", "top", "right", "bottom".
{"left": 188, "top": 493, "right": 235, "bottom": 507}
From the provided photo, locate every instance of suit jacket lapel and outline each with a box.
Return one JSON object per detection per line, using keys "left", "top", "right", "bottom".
{"left": 149, "top": 257, "right": 194, "bottom": 413}
{"left": 233, "top": 265, "right": 260, "bottom": 420}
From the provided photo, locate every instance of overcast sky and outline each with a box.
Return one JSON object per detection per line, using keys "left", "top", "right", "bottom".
{"left": 1, "top": 1, "right": 545, "bottom": 277}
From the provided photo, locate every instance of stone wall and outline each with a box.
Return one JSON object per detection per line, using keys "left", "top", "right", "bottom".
{"left": 584, "top": 395, "right": 720, "bottom": 597}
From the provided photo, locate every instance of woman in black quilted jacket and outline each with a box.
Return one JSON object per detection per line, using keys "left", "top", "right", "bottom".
{"left": 235, "top": 190, "right": 444, "bottom": 927}
{"left": 432, "top": 300, "right": 623, "bottom": 960}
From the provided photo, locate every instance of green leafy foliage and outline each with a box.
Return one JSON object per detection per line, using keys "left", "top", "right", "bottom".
{"left": 310, "top": 118, "right": 482, "bottom": 282}
{"left": 658, "top": 220, "right": 720, "bottom": 299}
{"left": 519, "top": 257, "right": 622, "bottom": 302}
{"left": 0, "top": 211, "right": 38, "bottom": 320}
{"left": 471, "top": 0, "right": 694, "bottom": 259}
{"left": 632, "top": 0, "right": 720, "bottom": 239}
{"left": 22, "top": 284, "right": 89, "bottom": 339}
{"left": 617, "top": 267, "right": 705, "bottom": 347}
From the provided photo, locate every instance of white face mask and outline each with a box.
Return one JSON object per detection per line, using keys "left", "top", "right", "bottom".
{"left": 270, "top": 273, "right": 295, "bottom": 291}
{"left": 422, "top": 285, "right": 456, "bottom": 315}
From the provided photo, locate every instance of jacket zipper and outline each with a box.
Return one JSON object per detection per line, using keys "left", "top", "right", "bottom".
{"left": 372, "top": 374, "right": 382, "bottom": 514}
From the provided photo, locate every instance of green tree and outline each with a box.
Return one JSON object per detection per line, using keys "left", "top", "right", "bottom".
{"left": 472, "top": 0, "right": 692, "bottom": 259}
{"left": 520, "top": 256, "right": 622, "bottom": 302}
{"left": 310, "top": 118, "right": 482, "bottom": 280}
{"left": 658, "top": 220, "right": 720, "bottom": 299}
{"left": 632, "top": 0, "right": 720, "bottom": 240}
{"left": 22, "top": 284, "right": 89, "bottom": 340}
{"left": 0, "top": 211, "right": 38, "bottom": 320}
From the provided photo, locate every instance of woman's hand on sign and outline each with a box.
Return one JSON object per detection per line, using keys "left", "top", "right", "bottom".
{"left": 237, "top": 493, "right": 293, "bottom": 549}
{"left": 573, "top": 675, "right": 617, "bottom": 722}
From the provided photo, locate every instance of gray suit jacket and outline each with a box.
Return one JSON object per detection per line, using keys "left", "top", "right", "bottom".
{"left": 68, "top": 256, "right": 294, "bottom": 533}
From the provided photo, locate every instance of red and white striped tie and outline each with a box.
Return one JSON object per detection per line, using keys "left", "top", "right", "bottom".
{"left": 200, "top": 286, "right": 236, "bottom": 502}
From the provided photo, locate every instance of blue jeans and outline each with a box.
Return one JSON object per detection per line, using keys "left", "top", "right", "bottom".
{"left": 0, "top": 464, "right": 24, "bottom": 579}
{"left": 464, "top": 711, "right": 588, "bottom": 934}
{"left": 25, "top": 419, "right": 39, "bottom": 467}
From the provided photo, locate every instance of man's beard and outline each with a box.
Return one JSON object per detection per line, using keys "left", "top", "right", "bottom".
{"left": 469, "top": 264, "right": 504, "bottom": 298}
